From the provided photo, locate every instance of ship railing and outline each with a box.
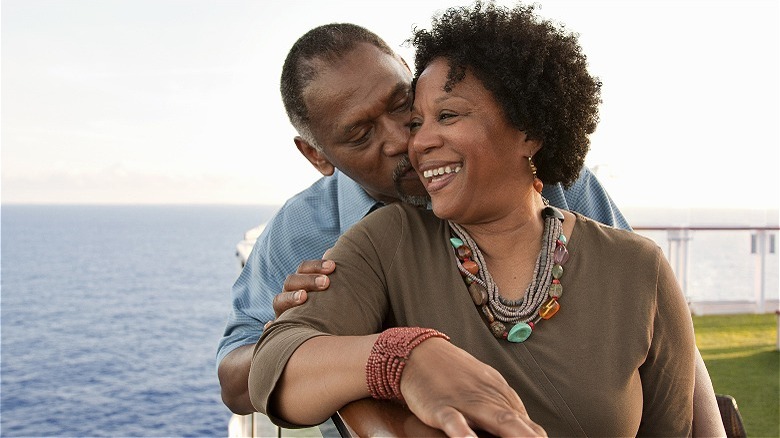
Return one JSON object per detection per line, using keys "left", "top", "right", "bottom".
{"left": 631, "top": 225, "right": 778, "bottom": 316}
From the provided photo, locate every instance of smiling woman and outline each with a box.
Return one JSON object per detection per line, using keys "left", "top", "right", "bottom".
{"left": 410, "top": 57, "right": 548, "bottom": 223}
{"left": 248, "top": 2, "right": 701, "bottom": 436}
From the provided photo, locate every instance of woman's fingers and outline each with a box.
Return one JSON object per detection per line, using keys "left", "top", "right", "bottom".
{"left": 401, "top": 339, "right": 547, "bottom": 437}
{"left": 466, "top": 403, "right": 546, "bottom": 438}
{"left": 431, "top": 406, "right": 478, "bottom": 438}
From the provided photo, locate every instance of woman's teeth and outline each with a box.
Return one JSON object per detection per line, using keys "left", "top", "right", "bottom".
{"left": 423, "top": 165, "right": 462, "bottom": 179}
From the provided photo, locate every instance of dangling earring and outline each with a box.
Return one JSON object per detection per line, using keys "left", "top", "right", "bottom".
{"left": 528, "top": 156, "right": 544, "bottom": 194}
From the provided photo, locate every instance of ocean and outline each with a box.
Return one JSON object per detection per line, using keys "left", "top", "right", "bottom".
{"left": 1, "top": 204, "right": 777, "bottom": 437}
{"left": 1, "top": 205, "right": 278, "bottom": 437}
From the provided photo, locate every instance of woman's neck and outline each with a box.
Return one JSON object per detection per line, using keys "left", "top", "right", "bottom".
{"left": 459, "top": 190, "right": 548, "bottom": 247}
{"left": 457, "top": 197, "right": 548, "bottom": 301}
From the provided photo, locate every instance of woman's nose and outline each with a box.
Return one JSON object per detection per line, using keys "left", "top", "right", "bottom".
{"left": 409, "top": 120, "right": 440, "bottom": 156}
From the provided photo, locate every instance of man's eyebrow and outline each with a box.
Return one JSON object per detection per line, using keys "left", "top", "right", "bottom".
{"left": 342, "top": 81, "right": 412, "bottom": 135}
{"left": 391, "top": 81, "right": 413, "bottom": 98}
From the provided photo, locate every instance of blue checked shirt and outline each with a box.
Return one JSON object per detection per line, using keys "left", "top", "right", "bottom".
{"left": 216, "top": 168, "right": 629, "bottom": 367}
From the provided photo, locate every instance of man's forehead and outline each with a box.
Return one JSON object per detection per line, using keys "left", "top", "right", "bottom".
{"left": 304, "top": 46, "right": 411, "bottom": 130}
{"left": 306, "top": 44, "right": 410, "bottom": 97}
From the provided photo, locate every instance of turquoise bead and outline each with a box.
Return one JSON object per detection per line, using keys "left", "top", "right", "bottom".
{"left": 450, "top": 237, "right": 464, "bottom": 248}
{"left": 507, "top": 322, "right": 533, "bottom": 343}
{"left": 558, "top": 234, "right": 567, "bottom": 245}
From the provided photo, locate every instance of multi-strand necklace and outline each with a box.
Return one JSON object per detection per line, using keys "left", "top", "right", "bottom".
{"left": 449, "top": 206, "right": 569, "bottom": 343}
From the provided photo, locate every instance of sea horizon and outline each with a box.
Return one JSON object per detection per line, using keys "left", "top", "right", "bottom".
{"left": 3, "top": 202, "right": 778, "bottom": 219}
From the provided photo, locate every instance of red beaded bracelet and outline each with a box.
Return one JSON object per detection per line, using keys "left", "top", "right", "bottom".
{"left": 365, "top": 327, "right": 450, "bottom": 401}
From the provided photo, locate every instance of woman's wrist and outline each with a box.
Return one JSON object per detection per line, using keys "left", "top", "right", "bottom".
{"left": 365, "top": 327, "right": 450, "bottom": 401}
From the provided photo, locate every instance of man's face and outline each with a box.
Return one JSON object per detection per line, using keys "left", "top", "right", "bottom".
{"left": 302, "top": 43, "right": 427, "bottom": 204}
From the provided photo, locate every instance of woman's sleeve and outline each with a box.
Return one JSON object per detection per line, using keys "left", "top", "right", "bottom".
{"left": 637, "top": 246, "right": 696, "bottom": 436}
{"left": 248, "top": 206, "right": 403, "bottom": 424}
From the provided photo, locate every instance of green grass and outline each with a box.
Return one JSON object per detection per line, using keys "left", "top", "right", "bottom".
{"left": 692, "top": 313, "right": 779, "bottom": 437}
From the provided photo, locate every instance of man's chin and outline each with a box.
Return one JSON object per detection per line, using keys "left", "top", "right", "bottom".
{"left": 398, "top": 194, "right": 429, "bottom": 208}
{"left": 393, "top": 159, "right": 429, "bottom": 207}
{"left": 397, "top": 183, "right": 430, "bottom": 208}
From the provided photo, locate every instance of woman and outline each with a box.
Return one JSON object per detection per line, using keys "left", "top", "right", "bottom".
{"left": 249, "top": 2, "right": 695, "bottom": 436}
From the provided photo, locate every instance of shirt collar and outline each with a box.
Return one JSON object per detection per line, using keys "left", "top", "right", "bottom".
{"left": 336, "top": 170, "right": 382, "bottom": 234}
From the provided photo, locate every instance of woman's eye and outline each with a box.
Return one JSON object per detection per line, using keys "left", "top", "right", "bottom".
{"left": 438, "top": 112, "right": 457, "bottom": 122}
{"left": 409, "top": 119, "right": 422, "bottom": 132}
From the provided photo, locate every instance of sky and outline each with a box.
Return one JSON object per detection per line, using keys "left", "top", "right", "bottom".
{"left": 1, "top": 0, "right": 779, "bottom": 210}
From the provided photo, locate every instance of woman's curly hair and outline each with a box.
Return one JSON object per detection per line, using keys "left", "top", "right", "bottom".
{"left": 411, "top": 1, "right": 601, "bottom": 186}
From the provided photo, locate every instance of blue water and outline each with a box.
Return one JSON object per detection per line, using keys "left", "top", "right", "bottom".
{"left": 1, "top": 205, "right": 279, "bottom": 437}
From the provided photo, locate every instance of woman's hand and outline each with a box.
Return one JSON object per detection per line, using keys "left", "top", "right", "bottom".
{"left": 401, "top": 338, "right": 547, "bottom": 437}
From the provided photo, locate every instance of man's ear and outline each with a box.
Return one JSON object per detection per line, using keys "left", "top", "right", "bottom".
{"left": 294, "top": 136, "right": 335, "bottom": 176}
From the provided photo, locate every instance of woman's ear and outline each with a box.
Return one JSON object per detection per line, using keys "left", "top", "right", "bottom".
{"left": 524, "top": 135, "right": 543, "bottom": 157}
{"left": 294, "top": 137, "right": 335, "bottom": 176}
{"left": 530, "top": 141, "right": 542, "bottom": 156}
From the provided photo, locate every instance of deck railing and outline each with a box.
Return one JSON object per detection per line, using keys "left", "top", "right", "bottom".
{"left": 631, "top": 225, "right": 779, "bottom": 315}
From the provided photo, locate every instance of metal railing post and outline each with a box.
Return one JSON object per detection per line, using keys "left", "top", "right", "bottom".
{"left": 667, "top": 228, "right": 692, "bottom": 303}
{"left": 751, "top": 230, "right": 767, "bottom": 313}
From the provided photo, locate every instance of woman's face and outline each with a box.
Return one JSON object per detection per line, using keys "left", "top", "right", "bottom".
{"left": 409, "top": 57, "right": 540, "bottom": 224}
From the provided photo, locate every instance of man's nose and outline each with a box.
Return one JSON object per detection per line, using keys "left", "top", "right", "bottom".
{"left": 382, "top": 115, "right": 411, "bottom": 156}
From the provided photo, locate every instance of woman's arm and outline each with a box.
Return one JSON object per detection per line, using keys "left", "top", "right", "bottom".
{"left": 255, "top": 330, "right": 546, "bottom": 437}
{"left": 637, "top": 248, "right": 696, "bottom": 435}
{"left": 248, "top": 206, "right": 545, "bottom": 435}
{"left": 267, "top": 334, "right": 377, "bottom": 425}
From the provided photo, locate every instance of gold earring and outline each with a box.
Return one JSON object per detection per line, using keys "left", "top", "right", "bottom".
{"left": 528, "top": 156, "right": 544, "bottom": 194}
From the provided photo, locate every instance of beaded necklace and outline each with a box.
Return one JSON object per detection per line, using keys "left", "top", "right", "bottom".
{"left": 448, "top": 206, "right": 569, "bottom": 343}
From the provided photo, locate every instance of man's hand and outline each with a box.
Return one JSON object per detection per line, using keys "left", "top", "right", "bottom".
{"left": 269, "top": 259, "right": 335, "bottom": 323}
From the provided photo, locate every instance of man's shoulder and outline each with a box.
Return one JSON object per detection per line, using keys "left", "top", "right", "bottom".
{"left": 270, "top": 171, "right": 371, "bottom": 224}
{"left": 257, "top": 176, "right": 342, "bottom": 248}
{"left": 278, "top": 175, "right": 339, "bottom": 211}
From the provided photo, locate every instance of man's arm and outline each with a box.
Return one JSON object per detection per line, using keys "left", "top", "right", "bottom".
{"left": 217, "top": 173, "right": 376, "bottom": 414}
{"left": 693, "top": 352, "right": 727, "bottom": 437}
{"left": 218, "top": 345, "right": 255, "bottom": 414}
{"left": 218, "top": 259, "right": 335, "bottom": 414}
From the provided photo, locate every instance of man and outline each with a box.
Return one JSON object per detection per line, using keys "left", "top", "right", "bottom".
{"left": 217, "top": 23, "right": 723, "bottom": 436}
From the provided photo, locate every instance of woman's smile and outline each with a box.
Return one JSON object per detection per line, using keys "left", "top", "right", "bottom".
{"left": 418, "top": 162, "right": 462, "bottom": 192}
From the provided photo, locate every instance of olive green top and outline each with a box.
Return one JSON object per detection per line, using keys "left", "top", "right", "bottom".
{"left": 250, "top": 203, "right": 695, "bottom": 436}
